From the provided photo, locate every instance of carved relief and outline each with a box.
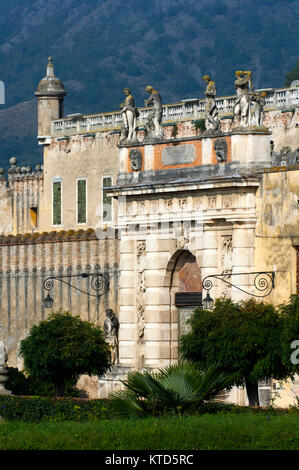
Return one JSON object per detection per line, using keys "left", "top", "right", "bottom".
{"left": 129, "top": 149, "right": 142, "bottom": 171}
{"left": 222, "top": 194, "right": 232, "bottom": 208}
{"left": 179, "top": 199, "right": 187, "bottom": 211}
{"left": 136, "top": 241, "right": 146, "bottom": 343}
{"left": 214, "top": 139, "right": 228, "bottom": 162}
{"left": 127, "top": 202, "right": 135, "bottom": 216}
{"left": 165, "top": 200, "right": 173, "bottom": 212}
{"left": 208, "top": 196, "right": 217, "bottom": 208}
{"left": 138, "top": 202, "right": 146, "bottom": 215}
{"left": 151, "top": 202, "right": 158, "bottom": 213}
{"left": 173, "top": 223, "right": 189, "bottom": 250}
{"left": 221, "top": 235, "right": 233, "bottom": 297}
{"left": 193, "top": 197, "right": 202, "bottom": 210}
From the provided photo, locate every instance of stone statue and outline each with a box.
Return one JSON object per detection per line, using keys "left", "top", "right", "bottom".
{"left": 118, "top": 88, "right": 138, "bottom": 144}
{"left": 202, "top": 75, "right": 219, "bottom": 131}
{"left": 144, "top": 86, "right": 163, "bottom": 140}
{"left": 233, "top": 70, "right": 252, "bottom": 127}
{"left": 0, "top": 340, "right": 11, "bottom": 396}
{"left": 250, "top": 91, "right": 267, "bottom": 127}
{"left": 103, "top": 308, "right": 119, "bottom": 365}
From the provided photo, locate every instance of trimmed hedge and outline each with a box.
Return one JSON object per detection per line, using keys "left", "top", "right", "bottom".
{"left": 0, "top": 396, "right": 113, "bottom": 422}
{"left": 5, "top": 367, "right": 80, "bottom": 397}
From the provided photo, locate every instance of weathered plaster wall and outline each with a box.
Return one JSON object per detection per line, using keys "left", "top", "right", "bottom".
{"left": 255, "top": 167, "right": 299, "bottom": 305}
{"left": 40, "top": 131, "right": 119, "bottom": 232}
{"left": 0, "top": 230, "right": 119, "bottom": 396}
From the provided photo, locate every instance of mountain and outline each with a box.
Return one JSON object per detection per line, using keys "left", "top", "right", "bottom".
{"left": 0, "top": 0, "right": 298, "bottom": 170}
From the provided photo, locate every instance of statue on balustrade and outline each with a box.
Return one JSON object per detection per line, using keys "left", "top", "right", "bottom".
{"left": 249, "top": 90, "right": 267, "bottom": 127}
{"left": 202, "top": 75, "right": 219, "bottom": 131}
{"left": 144, "top": 85, "right": 164, "bottom": 140}
{"left": 103, "top": 308, "right": 119, "bottom": 365}
{"left": 233, "top": 70, "right": 252, "bottom": 127}
{"left": 118, "top": 88, "right": 139, "bottom": 144}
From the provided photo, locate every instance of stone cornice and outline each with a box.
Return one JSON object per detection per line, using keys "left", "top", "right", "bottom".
{"left": 117, "top": 128, "right": 271, "bottom": 148}
{"left": 0, "top": 229, "right": 115, "bottom": 246}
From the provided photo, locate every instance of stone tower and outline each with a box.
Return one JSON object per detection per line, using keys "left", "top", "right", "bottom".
{"left": 35, "top": 57, "right": 66, "bottom": 142}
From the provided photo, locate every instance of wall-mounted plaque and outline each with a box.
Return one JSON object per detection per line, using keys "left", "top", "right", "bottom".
{"left": 162, "top": 144, "right": 196, "bottom": 166}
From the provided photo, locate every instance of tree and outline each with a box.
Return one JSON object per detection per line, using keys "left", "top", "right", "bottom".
{"left": 19, "top": 310, "right": 111, "bottom": 397}
{"left": 180, "top": 298, "right": 298, "bottom": 407}
{"left": 278, "top": 295, "right": 299, "bottom": 373}
{"left": 285, "top": 59, "right": 299, "bottom": 87}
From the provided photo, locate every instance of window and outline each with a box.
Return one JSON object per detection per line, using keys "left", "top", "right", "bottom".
{"left": 52, "top": 180, "right": 62, "bottom": 225}
{"left": 102, "top": 176, "right": 112, "bottom": 222}
{"left": 29, "top": 207, "right": 38, "bottom": 228}
{"left": 77, "top": 179, "right": 87, "bottom": 224}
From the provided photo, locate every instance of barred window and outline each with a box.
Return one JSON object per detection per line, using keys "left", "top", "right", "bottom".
{"left": 53, "top": 181, "right": 62, "bottom": 225}
{"left": 77, "top": 179, "right": 87, "bottom": 224}
{"left": 103, "top": 176, "right": 112, "bottom": 222}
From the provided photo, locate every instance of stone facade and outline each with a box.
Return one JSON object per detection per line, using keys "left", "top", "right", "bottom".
{"left": 0, "top": 60, "right": 298, "bottom": 404}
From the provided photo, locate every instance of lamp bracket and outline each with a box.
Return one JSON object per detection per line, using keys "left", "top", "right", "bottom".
{"left": 202, "top": 271, "right": 275, "bottom": 298}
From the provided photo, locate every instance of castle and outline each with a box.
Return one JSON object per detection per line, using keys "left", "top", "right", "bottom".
{"left": 0, "top": 58, "right": 298, "bottom": 405}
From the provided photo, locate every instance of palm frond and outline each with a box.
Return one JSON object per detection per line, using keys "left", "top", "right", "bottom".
{"left": 109, "top": 362, "right": 233, "bottom": 417}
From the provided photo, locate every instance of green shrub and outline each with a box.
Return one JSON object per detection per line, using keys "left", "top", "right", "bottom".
{"left": 109, "top": 362, "right": 233, "bottom": 418}
{"left": 5, "top": 367, "right": 80, "bottom": 397}
{"left": 0, "top": 395, "right": 112, "bottom": 422}
{"left": 19, "top": 310, "right": 111, "bottom": 396}
{"left": 192, "top": 119, "right": 206, "bottom": 132}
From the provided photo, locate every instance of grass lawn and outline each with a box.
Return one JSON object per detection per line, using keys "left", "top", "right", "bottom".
{"left": 0, "top": 413, "right": 298, "bottom": 450}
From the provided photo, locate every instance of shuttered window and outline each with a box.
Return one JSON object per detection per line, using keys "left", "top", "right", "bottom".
{"left": 77, "top": 179, "right": 87, "bottom": 224}
{"left": 53, "top": 181, "right": 62, "bottom": 225}
{"left": 103, "top": 176, "right": 112, "bottom": 222}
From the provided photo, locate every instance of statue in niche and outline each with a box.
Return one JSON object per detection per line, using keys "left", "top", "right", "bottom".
{"left": 118, "top": 88, "right": 139, "bottom": 144}
{"left": 233, "top": 70, "right": 252, "bottom": 127}
{"left": 129, "top": 148, "right": 142, "bottom": 171}
{"left": 214, "top": 139, "right": 228, "bottom": 162}
{"left": 144, "top": 85, "right": 163, "bottom": 140}
{"left": 103, "top": 308, "right": 119, "bottom": 365}
{"left": 202, "top": 75, "right": 219, "bottom": 131}
{"left": 250, "top": 90, "right": 267, "bottom": 127}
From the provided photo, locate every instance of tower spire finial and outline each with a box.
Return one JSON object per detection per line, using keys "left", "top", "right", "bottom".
{"left": 47, "top": 56, "right": 55, "bottom": 78}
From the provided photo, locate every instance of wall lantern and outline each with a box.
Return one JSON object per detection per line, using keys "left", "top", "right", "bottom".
{"left": 42, "top": 293, "right": 54, "bottom": 309}
{"left": 42, "top": 272, "right": 110, "bottom": 308}
{"left": 201, "top": 271, "right": 275, "bottom": 310}
{"left": 202, "top": 291, "right": 214, "bottom": 310}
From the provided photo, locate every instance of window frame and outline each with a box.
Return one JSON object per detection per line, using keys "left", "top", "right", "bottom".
{"left": 102, "top": 175, "right": 113, "bottom": 223}
{"left": 52, "top": 178, "right": 62, "bottom": 227}
{"left": 76, "top": 177, "right": 87, "bottom": 225}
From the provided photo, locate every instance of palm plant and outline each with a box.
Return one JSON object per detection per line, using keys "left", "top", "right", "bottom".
{"left": 109, "top": 362, "right": 233, "bottom": 417}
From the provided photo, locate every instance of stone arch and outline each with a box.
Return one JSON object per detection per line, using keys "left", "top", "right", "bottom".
{"left": 164, "top": 249, "right": 203, "bottom": 363}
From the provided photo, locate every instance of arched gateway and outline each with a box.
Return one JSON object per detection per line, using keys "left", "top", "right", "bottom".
{"left": 99, "top": 113, "right": 271, "bottom": 402}
{"left": 164, "top": 250, "right": 203, "bottom": 360}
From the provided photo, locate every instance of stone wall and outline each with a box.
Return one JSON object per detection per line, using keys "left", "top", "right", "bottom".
{"left": 0, "top": 230, "right": 119, "bottom": 375}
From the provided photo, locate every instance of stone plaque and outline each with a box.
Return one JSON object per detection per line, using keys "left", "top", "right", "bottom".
{"left": 175, "top": 292, "right": 202, "bottom": 306}
{"left": 162, "top": 144, "right": 195, "bottom": 166}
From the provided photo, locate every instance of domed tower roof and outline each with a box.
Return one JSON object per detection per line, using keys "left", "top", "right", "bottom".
{"left": 35, "top": 57, "right": 66, "bottom": 97}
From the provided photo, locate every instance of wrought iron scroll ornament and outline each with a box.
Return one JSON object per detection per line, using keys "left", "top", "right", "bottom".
{"left": 202, "top": 271, "right": 275, "bottom": 298}
{"left": 43, "top": 272, "right": 110, "bottom": 299}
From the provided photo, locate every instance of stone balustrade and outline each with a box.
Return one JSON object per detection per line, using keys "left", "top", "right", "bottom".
{"left": 51, "top": 86, "right": 299, "bottom": 137}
